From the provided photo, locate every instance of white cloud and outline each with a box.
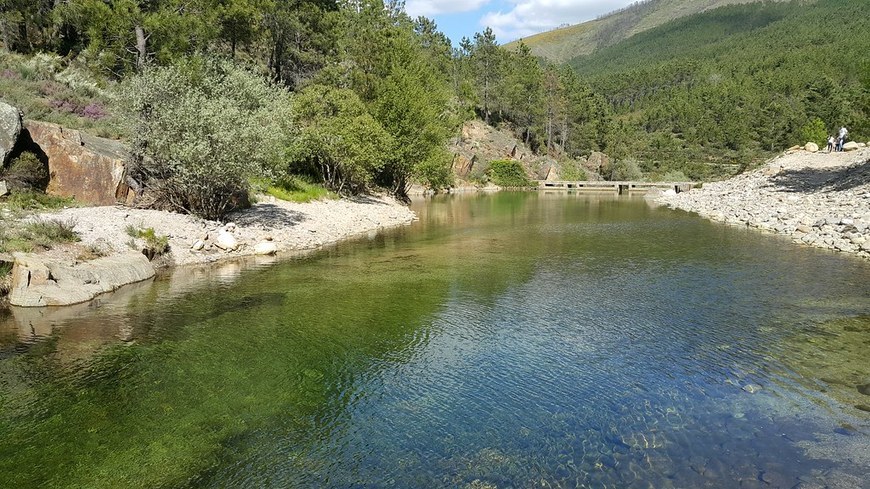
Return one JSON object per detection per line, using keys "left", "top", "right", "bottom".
{"left": 405, "top": 0, "right": 492, "bottom": 17}
{"left": 481, "top": 0, "right": 633, "bottom": 42}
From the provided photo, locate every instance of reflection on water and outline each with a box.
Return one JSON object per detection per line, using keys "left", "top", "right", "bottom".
{"left": 0, "top": 192, "right": 868, "bottom": 488}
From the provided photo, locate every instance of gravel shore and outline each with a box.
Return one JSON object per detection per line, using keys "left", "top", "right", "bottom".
{"left": 656, "top": 147, "right": 870, "bottom": 259}
{"left": 35, "top": 194, "right": 417, "bottom": 267}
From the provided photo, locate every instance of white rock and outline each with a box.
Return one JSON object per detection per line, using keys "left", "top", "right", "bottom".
{"left": 253, "top": 241, "right": 278, "bottom": 256}
{"left": 214, "top": 231, "right": 238, "bottom": 251}
{"left": 842, "top": 141, "right": 860, "bottom": 151}
{"left": 804, "top": 142, "right": 819, "bottom": 153}
{"left": 191, "top": 240, "right": 205, "bottom": 251}
{"left": 0, "top": 180, "right": 8, "bottom": 197}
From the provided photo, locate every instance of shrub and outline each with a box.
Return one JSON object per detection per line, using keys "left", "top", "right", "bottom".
{"left": 609, "top": 158, "right": 644, "bottom": 181}
{"left": 125, "top": 225, "right": 170, "bottom": 260}
{"left": 122, "top": 56, "right": 295, "bottom": 220}
{"left": 1, "top": 153, "right": 49, "bottom": 190}
{"left": 658, "top": 170, "right": 689, "bottom": 182}
{"left": 487, "top": 160, "right": 533, "bottom": 187}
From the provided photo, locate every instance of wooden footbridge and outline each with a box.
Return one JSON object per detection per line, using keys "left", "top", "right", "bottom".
{"left": 536, "top": 180, "right": 699, "bottom": 195}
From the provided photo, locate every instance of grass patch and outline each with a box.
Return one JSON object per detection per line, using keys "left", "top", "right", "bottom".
{"left": 0, "top": 218, "right": 79, "bottom": 253}
{"left": 254, "top": 176, "right": 336, "bottom": 203}
{"left": 125, "top": 225, "right": 170, "bottom": 259}
{"left": 3, "top": 190, "right": 77, "bottom": 212}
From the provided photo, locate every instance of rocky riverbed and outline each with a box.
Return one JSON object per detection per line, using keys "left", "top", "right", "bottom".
{"left": 657, "top": 147, "right": 870, "bottom": 259}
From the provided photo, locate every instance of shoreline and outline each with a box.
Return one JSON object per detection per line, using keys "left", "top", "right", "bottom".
{"left": 655, "top": 147, "right": 870, "bottom": 260}
{"left": 1, "top": 194, "right": 417, "bottom": 308}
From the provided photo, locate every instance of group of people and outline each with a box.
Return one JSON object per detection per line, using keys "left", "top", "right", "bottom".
{"left": 826, "top": 126, "right": 849, "bottom": 152}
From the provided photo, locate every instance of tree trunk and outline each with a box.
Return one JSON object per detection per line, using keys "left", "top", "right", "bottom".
{"left": 135, "top": 25, "right": 147, "bottom": 72}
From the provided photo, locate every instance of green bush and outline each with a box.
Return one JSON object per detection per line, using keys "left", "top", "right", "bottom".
{"left": 125, "top": 225, "right": 170, "bottom": 259}
{"left": 2, "top": 152, "right": 49, "bottom": 190}
{"left": 800, "top": 117, "right": 828, "bottom": 145}
{"left": 609, "top": 158, "right": 644, "bottom": 181}
{"left": 487, "top": 159, "right": 533, "bottom": 187}
{"left": 123, "top": 56, "right": 295, "bottom": 220}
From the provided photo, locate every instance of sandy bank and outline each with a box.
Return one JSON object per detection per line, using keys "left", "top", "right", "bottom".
{"left": 3, "top": 194, "right": 416, "bottom": 307}
{"left": 656, "top": 147, "right": 870, "bottom": 259}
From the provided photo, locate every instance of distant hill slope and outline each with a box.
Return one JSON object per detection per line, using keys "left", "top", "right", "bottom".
{"left": 504, "top": 0, "right": 793, "bottom": 62}
{"left": 561, "top": 0, "right": 869, "bottom": 177}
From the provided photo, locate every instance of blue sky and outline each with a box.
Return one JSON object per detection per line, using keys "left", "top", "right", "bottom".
{"left": 404, "top": 0, "right": 638, "bottom": 45}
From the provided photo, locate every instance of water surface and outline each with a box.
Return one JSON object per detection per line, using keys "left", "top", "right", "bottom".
{"left": 1, "top": 192, "right": 868, "bottom": 488}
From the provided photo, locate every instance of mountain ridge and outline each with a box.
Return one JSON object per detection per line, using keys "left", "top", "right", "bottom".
{"left": 504, "top": 0, "right": 796, "bottom": 62}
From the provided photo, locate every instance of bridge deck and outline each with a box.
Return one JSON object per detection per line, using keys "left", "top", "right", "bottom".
{"left": 536, "top": 180, "right": 698, "bottom": 194}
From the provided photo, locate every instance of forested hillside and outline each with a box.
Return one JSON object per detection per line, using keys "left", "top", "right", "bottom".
{"left": 1, "top": 0, "right": 868, "bottom": 204}
{"left": 568, "top": 0, "right": 870, "bottom": 178}
{"left": 505, "top": 0, "right": 791, "bottom": 63}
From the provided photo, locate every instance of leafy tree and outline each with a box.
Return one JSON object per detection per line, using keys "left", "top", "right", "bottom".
{"left": 288, "top": 84, "right": 393, "bottom": 193}
{"left": 262, "top": 0, "right": 338, "bottom": 88}
{"left": 470, "top": 27, "right": 502, "bottom": 124}
{"left": 501, "top": 42, "right": 543, "bottom": 146}
{"left": 799, "top": 118, "right": 827, "bottom": 146}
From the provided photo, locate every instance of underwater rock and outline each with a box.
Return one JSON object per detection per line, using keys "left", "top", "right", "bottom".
{"left": 742, "top": 384, "right": 763, "bottom": 394}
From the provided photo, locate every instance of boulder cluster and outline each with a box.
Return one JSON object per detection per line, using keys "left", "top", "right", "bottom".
{"left": 657, "top": 147, "right": 870, "bottom": 259}
{"left": 0, "top": 100, "right": 133, "bottom": 205}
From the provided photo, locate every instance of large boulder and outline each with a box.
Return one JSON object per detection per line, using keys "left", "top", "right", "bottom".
{"left": 804, "top": 142, "right": 819, "bottom": 152}
{"left": 452, "top": 154, "right": 474, "bottom": 177}
{"left": 842, "top": 141, "right": 860, "bottom": 152}
{"left": 9, "top": 252, "right": 155, "bottom": 307}
{"left": 545, "top": 164, "right": 560, "bottom": 181}
{"left": 23, "top": 120, "right": 135, "bottom": 205}
{"left": 0, "top": 101, "right": 22, "bottom": 165}
{"left": 586, "top": 151, "right": 610, "bottom": 176}
{"left": 253, "top": 241, "right": 278, "bottom": 256}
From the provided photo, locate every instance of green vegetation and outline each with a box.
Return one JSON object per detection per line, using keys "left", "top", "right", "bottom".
{"left": 125, "top": 225, "right": 169, "bottom": 258}
{"left": 1, "top": 152, "right": 48, "bottom": 191}
{"left": 2, "top": 0, "right": 867, "bottom": 193}
{"left": 507, "top": 0, "right": 791, "bottom": 63}
{"left": 567, "top": 0, "right": 870, "bottom": 177}
{"left": 123, "top": 56, "right": 293, "bottom": 220}
{"left": 0, "top": 218, "right": 79, "bottom": 253}
{"left": 488, "top": 160, "right": 534, "bottom": 187}
{"left": 0, "top": 51, "right": 123, "bottom": 139}
{"left": 1, "top": 190, "right": 75, "bottom": 212}
{"left": 254, "top": 176, "right": 336, "bottom": 203}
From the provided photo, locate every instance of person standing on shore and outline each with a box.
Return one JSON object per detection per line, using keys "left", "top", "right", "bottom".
{"left": 827, "top": 135, "right": 835, "bottom": 152}
{"left": 837, "top": 126, "right": 848, "bottom": 151}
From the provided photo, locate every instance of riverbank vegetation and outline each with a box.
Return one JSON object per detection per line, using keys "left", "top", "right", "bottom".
{"left": 1, "top": 0, "right": 868, "bottom": 211}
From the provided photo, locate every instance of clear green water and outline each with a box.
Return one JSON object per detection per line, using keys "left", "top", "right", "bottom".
{"left": 1, "top": 192, "right": 868, "bottom": 488}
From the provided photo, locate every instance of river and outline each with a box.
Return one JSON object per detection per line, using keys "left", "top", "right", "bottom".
{"left": 1, "top": 192, "right": 868, "bottom": 488}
